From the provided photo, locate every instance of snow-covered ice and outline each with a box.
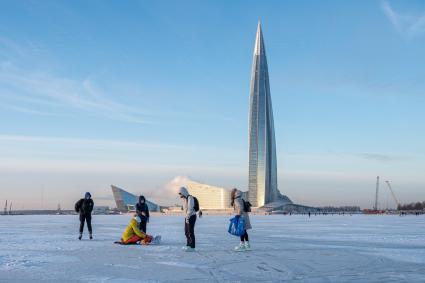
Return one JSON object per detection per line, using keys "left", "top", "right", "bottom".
{"left": 0, "top": 214, "right": 424, "bottom": 282}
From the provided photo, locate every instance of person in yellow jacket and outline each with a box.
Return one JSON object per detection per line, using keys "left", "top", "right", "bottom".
{"left": 120, "top": 216, "right": 153, "bottom": 245}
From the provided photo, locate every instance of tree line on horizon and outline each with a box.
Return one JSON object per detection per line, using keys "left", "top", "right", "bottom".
{"left": 317, "top": 206, "right": 361, "bottom": 212}
{"left": 397, "top": 201, "right": 425, "bottom": 211}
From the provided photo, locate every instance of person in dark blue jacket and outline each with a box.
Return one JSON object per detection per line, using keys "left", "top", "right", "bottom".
{"left": 75, "top": 192, "right": 94, "bottom": 240}
{"left": 135, "top": 195, "right": 150, "bottom": 233}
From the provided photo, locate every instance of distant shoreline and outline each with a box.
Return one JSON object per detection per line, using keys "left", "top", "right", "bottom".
{"left": 2, "top": 211, "right": 423, "bottom": 216}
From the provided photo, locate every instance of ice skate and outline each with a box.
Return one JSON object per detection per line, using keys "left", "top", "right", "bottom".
{"left": 89, "top": 234, "right": 93, "bottom": 240}
{"left": 234, "top": 242, "right": 246, "bottom": 252}
{"left": 184, "top": 247, "right": 196, "bottom": 252}
{"left": 244, "top": 241, "right": 251, "bottom": 250}
{"left": 78, "top": 234, "right": 82, "bottom": 240}
{"left": 151, "top": 235, "right": 161, "bottom": 245}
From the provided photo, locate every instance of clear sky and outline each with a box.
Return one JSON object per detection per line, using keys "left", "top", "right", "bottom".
{"left": 1, "top": 0, "right": 424, "bottom": 210}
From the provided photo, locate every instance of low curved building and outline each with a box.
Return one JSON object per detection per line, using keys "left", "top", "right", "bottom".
{"left": 111, "top": 185, "right": 159, "bottom": 212}
{"left": 185, "top": 180, "right": 233, "bottom": 210}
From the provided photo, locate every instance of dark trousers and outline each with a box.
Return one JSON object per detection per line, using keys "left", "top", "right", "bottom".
{"left": 184, "top": 215, "right": 196, "bottom": 248}
{"left": 139, "top": 220, "right": 147, "bottom": 233}
{"left": 240, "top": 230, "right": 248, "bottom": 242}
{"left": 79, "top": 214, "right": 92, "bottom": 234}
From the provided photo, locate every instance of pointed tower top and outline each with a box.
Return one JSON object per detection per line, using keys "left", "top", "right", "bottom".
{"left": 254, "top": 21, "right": 265, "bottom": 56}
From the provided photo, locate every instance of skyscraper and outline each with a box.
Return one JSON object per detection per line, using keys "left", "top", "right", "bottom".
{"left": 248, "top": 22, "right": 291, "bottom": 207}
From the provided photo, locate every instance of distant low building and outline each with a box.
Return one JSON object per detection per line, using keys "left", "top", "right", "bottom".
{"left": 111, "top": 185, "right": 159, "bottom": 213}
{"left": 93, "top": 206, "right": 110, "bottom": 215}
{"left": 162, "top": 205, "right": 183, "bottom": 214}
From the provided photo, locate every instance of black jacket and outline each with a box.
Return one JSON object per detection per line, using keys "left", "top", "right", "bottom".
{"left": 136, "top": 202, "right": 150, "bottom": 221}
{"left": 75, "top": 198, "right": 94, "bottom": 215}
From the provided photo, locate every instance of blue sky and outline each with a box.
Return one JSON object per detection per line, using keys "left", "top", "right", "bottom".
{"left": 1, "top": 0, "right": 424, "bottom": 209}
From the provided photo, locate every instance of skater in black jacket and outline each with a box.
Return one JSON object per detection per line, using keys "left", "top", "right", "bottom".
{"left": 75, "top": 192, "right": 94, "bottom": 240}
{"left": 135, "top": 195, "right": 150, "bottom": 233}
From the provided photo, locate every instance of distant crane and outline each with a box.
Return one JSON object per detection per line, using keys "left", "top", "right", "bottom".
{"left": 374, "top": 176, "right": 380, "bottom": 210}
{"left": 385, "top": 180, "right": 400, "bottom": 209}
{"left": 3, "top": 200, "right": 7, "bottom": 215}
{"left": 9, "top": 202, "right": 12, "bottom": 215}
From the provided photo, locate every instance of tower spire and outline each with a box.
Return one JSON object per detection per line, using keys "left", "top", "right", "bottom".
{"left": 254, "top": 21, "right": 265, "bottom": 56}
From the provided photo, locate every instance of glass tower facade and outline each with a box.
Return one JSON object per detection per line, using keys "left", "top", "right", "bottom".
{"left": 248, "top": 23, "right": 280, "bottom": 207}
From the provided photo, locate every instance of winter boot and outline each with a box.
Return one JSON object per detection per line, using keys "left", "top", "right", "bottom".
{"left": 78, "top": 233, "right": 82, "bottom": 240}
{"left": 234, "top": 242, "right": 245, "bottom": 252}
{"left": 244, "top": 241, "right": 251, "bottom": 250}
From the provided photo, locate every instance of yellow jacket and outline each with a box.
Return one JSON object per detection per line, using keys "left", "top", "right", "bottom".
{"left": 121, "top": 219, "right": 146, "bottom": 242}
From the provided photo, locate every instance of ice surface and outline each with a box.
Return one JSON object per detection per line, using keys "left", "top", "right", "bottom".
{"left": 0, "top": 214, "right": 424, "bottom": 282}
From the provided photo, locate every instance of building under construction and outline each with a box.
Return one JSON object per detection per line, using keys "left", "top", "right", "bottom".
{"left": 364, "top": 176, "right": 400, "bottom": 214}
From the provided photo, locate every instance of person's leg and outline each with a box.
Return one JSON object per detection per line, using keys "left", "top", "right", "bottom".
{"left": 123, "top": 235, "right": 142, "bottom": 244}
{"left": 244, "top": 231, "right": 249, "bottom": 242}
{"left": 79, "top": 214, "right": 85, "bottom": 234}
{"left": 243, "top": 230, "right": 250, "bottom": 249}
{"left": 86, "top": 214, "right": 92, "bottom": 235}
{"left": 140, "top": 220, "right": 147, "bottom": 233}
{"left": 184, "top": 219, "right": 190, "bottom": 246}
{"left": 188, "top": 215, "right": 196, "bottom": 248}
{"left": 240, "top": 234, "right": 245, "bottom": 242}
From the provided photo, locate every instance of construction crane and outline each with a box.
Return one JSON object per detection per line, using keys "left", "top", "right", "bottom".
{"left": 374, "top": 176, "right": 380, "bottom": 210}
{"left": 3, "top": 200, "right": 7, "bottom": 215}
{"left": 385, "top": 181, "right": 400, "bottom": 208}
